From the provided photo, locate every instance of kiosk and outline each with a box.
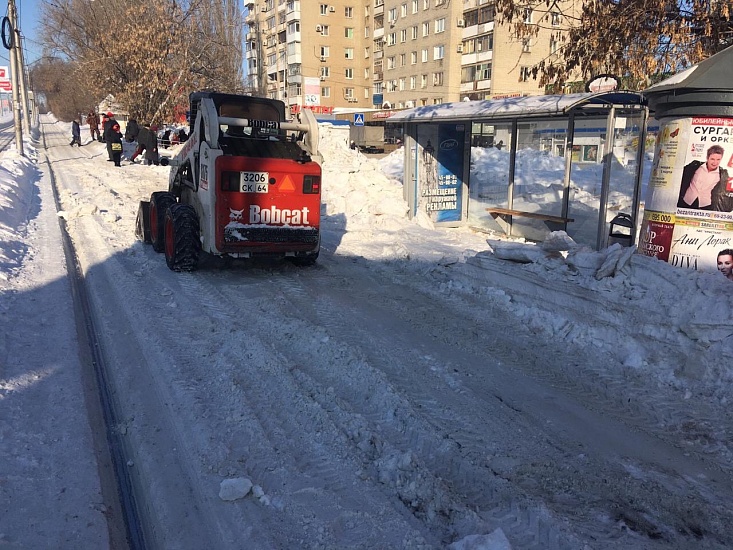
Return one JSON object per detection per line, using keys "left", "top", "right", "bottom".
{"left": 639, "top": 45, "right": 733, "bottom": 276}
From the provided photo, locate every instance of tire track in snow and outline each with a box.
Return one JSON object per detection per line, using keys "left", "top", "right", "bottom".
{"left": 260, "top": 262, "right": 731, "bottom": 548}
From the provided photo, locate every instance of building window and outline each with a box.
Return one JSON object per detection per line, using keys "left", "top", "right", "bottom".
{"left": 345, "top": 68, "right": 353, "bottom": 79}
{"left": 421, "top": 74, "right": 427, "bottom": 88}
{"left": 520, "top": 66, "right": 533, "bottom": 82}
{"left": 435, "top": 18, "right": 445, "bottom": 33}
{"left": 388, "top": 7, "right": 397, "bottom": 21}
{"left": 411, "top": 51, "right": 417, "bottom": 64}
{"left": 410, "top": 75, "right": 416, "bottom": 89}
{"left": 322, "top": 86, "right": 330, "bottom": 97}
{"left": 320, "top": 66, "right": 330, "bottom": 77}
{"left": 365, "top": 47, "right": 370, "bottom": 58}
{"left": 477, "top": 32, "right": 493, "bottom": 52}
{"left": 387, "top": 56, "right": 396, "bottom": 69}
{"left": 433, "top": 44, "right": 444, "bottom": 60}
{"left": 522, "top": 38, "right": 531, "bottom": 53}
{"left": 400, "top": 53, "right": 406, "bottom": 66}
{"left": 433, "top": 97, "right": 442, "bottom": 104}
{"left": 479, "top": 62, "right": 492, "bottom": 80}
{"left": 401, "top": 3, "right": 407, "bottom": 17}
{"left": 345, "top": 87, "right": 354, "bottom": 98}
{"left": 421, "top": 49, "right": 428, "bottom": 62}
{"left": 523, "top": 8, "right": 533, "bottom": 24}
{"left": 422, "top": 22, "right": 429, "bottom": 37}
{"left": 550, "top": 36, "right": 558, "bottom": 54}
{"left": 345, "top": 6, "right": 353, "bottom": 17}
{"left": 432, "top": 72, "right": 443, "bottom": 86}
{"left": 321, "top": 25, "right": 330, "bottom": 36}
{"left": 551, "top": 12, "right": 561, "bottom": 26}
{"left": 412, "top": 0, "right": 418, "bottom": 13}
{"left": 320, "top": 4, "right": 328, "bottom": 15}
{"left": 365, "top": 67, "right": 370, "bottom": 78}
{"left": 423, "top": 0, "right": 429, "bottom": 9}
{"left": 388, "top": 32, "right": 397, "bottom": 45}
{"left": 345, "top": 27, "right": 354, "bottom": 38}
{"left": 345, "top": 47, "right": 354, "bottom": 59}
{"left": 320, "top": 46, "right": 330, "bottom": 58}
{"left": 399, "top": 77, "right": 405, "bottom": 91}
{"left": 411, "top": 26, "right": 418, "bottom": 40}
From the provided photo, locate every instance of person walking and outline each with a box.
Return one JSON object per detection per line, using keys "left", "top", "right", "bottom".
{"left": 69, "top": 119, "right": 82, "bottom": 146}
{"left": 86, "top": 111, "right": 101, "bottom": 141}
{"left": 109, "top": 123, "right": 124, "bottom": 166}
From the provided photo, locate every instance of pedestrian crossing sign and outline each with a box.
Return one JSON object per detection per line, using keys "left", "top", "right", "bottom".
{"left": 353, "top": 113, "right": 364, "bottom": 126}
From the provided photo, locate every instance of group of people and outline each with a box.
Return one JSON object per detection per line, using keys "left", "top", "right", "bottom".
{"left": 160, "top": 128, "right": 189, "bottom": 148}
{"left": 73, "top": 111, "right": 188, "bottom": 167}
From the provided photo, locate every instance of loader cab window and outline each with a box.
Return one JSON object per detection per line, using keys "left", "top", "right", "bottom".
{"left": 219, "top": 101, "right": 284, "bottom": 140}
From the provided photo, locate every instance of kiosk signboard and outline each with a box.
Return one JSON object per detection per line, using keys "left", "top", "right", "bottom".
{"left": 639, "top": 116, "right": 733, "bottom": 275}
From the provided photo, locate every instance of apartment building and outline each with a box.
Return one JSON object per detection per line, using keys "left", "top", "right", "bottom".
{"left": 244, "top": 0, "right": 578, "bottom": 115}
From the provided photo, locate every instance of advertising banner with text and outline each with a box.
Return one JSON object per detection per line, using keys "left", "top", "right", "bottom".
{"left": 639, "top": 116, "right": 733, "bottom": 280}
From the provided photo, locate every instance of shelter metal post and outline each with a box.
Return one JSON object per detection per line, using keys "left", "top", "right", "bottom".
{"left": 561, "top": 112, "right": 575, "bottom": 223}
{"left": 507, "top": 119, "right": 518, "bottom": 235}
{"left": 630, "top": 107, "right": 649, "bottom": 245}
{"left": 596, "top": 106, "right": 616, "bottom": 250}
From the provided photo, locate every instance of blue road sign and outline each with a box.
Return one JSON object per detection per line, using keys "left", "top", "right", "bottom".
{"left": 353, "top": 113, "right": 364, "bottom": 126}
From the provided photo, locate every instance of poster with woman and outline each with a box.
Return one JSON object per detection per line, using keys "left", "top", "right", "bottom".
{"left": 639, "top": 116, "right": 733, "bottom": 278}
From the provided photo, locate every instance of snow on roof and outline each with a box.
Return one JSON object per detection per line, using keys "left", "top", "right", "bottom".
{"left": 387, "top": 91, "right": 646, "bottom": 123}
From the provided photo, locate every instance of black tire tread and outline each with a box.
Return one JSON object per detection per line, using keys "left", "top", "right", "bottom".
{"left": 150, "top": 192, "right": 177, "bottom": 252}
{"left": 165, "top": 204, "right": 200, "bottom": 272}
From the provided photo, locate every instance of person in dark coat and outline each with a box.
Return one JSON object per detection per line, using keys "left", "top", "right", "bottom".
{"left": 161, "top": 129, "right": 171, "bottom": 149}
{"left": 86, "top": 111, "right": 100, "bottom": 141}
{"left": 109, "top": 123, "right": 124, "bottom": 166}
{"left": 124, "top": 119, "right": 139, "bottom": 143}
{"left": 69, "top": 119, "right": 82, "bottom": 146}
{"left": 128, "top": 122, "right": 156, "bottom": 164}
{"left": 102, "top": 112, "right": 118, "bottom": 161}
{"left": 143, "top": 124, "right": 160, "bottom": 165}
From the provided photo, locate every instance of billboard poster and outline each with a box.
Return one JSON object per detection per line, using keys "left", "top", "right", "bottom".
{"left": 639, "top": 116, "right": 733, "bottom": 280}
{"left": 304, "top": 77, "right": 321, "bottom": 107}
{"left": 417, "top": 124, "right": 464, "bottom": 224}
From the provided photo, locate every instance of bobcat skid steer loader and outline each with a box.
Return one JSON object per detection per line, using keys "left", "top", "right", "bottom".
{"left": 136, "top": 91, "right": 322, "bottom": 272}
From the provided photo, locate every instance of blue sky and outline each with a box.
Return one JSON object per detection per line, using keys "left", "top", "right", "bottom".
{"left": 0, "top": 0, "right": 44, "bottom": 68}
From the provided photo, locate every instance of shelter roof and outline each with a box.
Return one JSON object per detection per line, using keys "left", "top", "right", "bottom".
{"left": 386, "top": 92, "right": 646, "bottom": 124}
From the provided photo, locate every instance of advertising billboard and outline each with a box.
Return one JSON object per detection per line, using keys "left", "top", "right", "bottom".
{"left": 639, "top": 116, "right": 733, "bottom": 280}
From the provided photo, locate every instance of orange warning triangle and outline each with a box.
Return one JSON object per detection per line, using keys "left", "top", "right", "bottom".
{"left": 279, "top": 175, "right": 296, "bottom": 192}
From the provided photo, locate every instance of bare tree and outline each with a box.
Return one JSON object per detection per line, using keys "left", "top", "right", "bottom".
{"left": 494, "top": 0, "right": 733, "bottom": 90}
{"left": 39, "top": 0, "right": 245, "bottom": 122}
{"left": 29, "top": 57, "right": 95, "bottom": 121}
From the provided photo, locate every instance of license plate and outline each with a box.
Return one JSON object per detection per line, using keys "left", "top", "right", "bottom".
{"left": 240, "top": 172, "right": 269, "bottom": 193}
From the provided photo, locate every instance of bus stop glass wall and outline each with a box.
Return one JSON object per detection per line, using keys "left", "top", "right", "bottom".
{"left": 467, "top": 121, "right": 513, "bottom": 232}
{"left": 513, "top": 120, "right": 567, "bottom": 208}
{"left": 565, "top": 113, "right": 645, "bottom": 247}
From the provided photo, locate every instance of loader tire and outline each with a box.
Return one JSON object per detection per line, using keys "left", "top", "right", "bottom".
{"left": 149, "top": 191, "right": 177, "bottom": 252}
{"left": 290, "top": 251, "right": 319, "bottom": 267}
{"left": 164, "top": 204, "right": 201, "bottom": 272}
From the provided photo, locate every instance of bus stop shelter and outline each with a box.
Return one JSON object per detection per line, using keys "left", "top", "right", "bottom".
{"left": 387, "top": 91, "right": 649, "bottom": 250}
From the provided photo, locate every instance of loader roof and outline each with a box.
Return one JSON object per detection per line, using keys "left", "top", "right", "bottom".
{"left": 188, "top": 92, "right": 287, "bottom": 124}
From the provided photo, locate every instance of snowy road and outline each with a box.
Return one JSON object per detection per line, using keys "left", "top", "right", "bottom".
{"left": 37, "top": 116, "right": 733, "bottom": 549}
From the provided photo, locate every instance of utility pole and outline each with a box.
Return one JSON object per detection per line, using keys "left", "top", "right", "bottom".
{"left": 15, "top": 24, "right": 31, "bottom": 132}
{"left": 7, "top": 0, "right": 23, "bottom": 154}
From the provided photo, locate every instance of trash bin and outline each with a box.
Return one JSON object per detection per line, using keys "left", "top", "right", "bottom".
{"left": 608, "top": 213, "right": 634, "bottom": 247}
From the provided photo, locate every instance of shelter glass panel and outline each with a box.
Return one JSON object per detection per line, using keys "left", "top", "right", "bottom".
{"left": 565, "top": 117, "right": 608, "bottom": 245}
{"left": 467, "top": 122, "right": 512, "bottom": 231}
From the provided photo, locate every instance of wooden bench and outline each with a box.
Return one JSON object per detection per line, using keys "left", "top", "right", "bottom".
{"left": 486, "top": 207, "right": 574, "bottom": 225}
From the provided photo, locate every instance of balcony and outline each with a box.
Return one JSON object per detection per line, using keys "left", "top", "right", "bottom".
{"left": 373, "top": 72, "right": 383, "bottom": 81}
